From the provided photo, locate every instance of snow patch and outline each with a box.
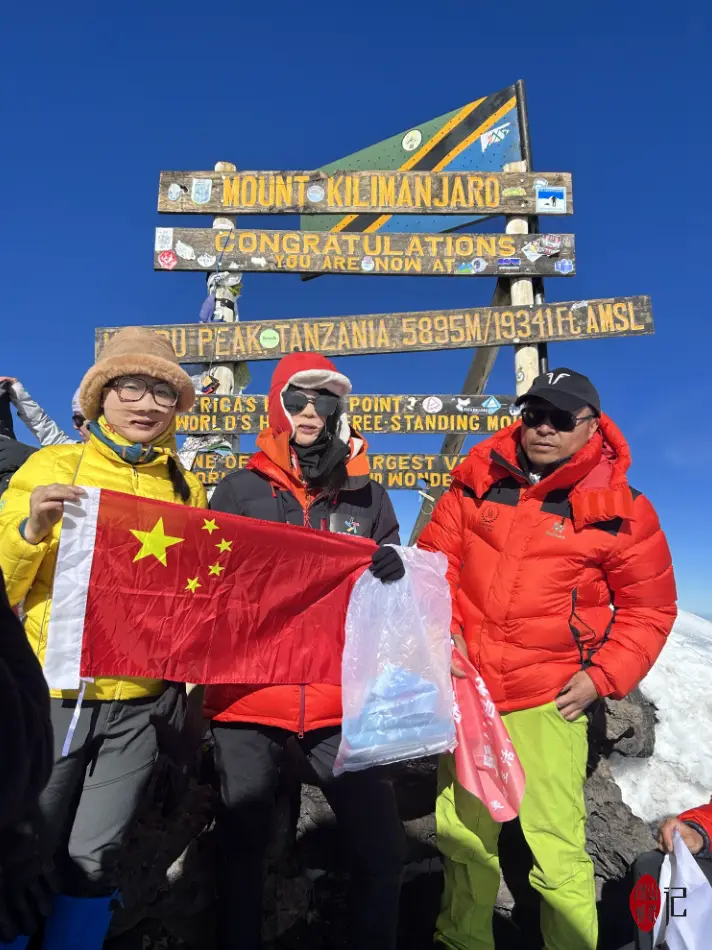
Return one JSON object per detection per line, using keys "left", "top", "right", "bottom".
{"left": 610, "top": 610, "right": 712, "bottom": 822}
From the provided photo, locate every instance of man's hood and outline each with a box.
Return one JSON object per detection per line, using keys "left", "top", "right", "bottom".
{"left": 452, "top": 413, "right": 636, "bottom": 529}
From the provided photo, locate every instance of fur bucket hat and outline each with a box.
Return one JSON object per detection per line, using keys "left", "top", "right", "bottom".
{"left": 79, "top": 328, "right": 195, "bottom": 421}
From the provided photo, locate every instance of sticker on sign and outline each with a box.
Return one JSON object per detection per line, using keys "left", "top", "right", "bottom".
{"left": 536, "top": 186, "right": 567, "bottom": 214}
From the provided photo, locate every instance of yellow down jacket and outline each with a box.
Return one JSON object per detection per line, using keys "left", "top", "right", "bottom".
{"left": 0, "top": 421, "right": 206, "bottom": 701}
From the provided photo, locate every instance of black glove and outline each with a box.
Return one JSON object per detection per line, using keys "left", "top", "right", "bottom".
{"left": 0, "top": 816, "right": 59, "bottom": 942}
{"left": 369, "top": 546, "right": 406, "bottom": 583}
{"left": 150, "top": 683, "right": 196, "bottom": 816}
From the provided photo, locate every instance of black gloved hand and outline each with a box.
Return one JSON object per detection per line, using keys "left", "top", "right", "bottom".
{"left": 0, "top": 817, "right": 59, "bottom": 942}
{"left": 369, "top": 546, "right": 406, "bottom": 583}
{"left": 150, "top": 683, "right": 197, "bottom": 816}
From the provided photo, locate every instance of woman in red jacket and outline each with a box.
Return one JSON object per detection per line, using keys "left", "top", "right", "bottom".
{"left": 207, "top": 353, "right": 406, "bottom": 950}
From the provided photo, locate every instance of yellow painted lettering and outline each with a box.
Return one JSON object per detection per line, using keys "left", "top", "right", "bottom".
{"left": 433, "top": 177, "right": 450, "bottom": 208}
{"left": 215, "top": 231, "right": 234, "bottom": 253}
{"left": 294, "top": 175, "right": 309, "bottom": 205}
{"left": 238, "top": 232, "right": 257, "bottom": 253}
{"left": 378, "top": 176, "right": 396, "bottom": 207}
{"left": 467, "top": 176, "right": 484, "bottom": 208}
{"left": 476, "top": 236, "right": 495, "bottom": 257}
{"left": 396, "top": 177, "right": 413, "bottom": 208}
{"left": 327, "top": 176, "right": 343, "bottom": 207}
{"left": 455, "top": 236, "right": 474, "bottom": 257}
{"left": 275, "top": 175, "right": 292, "bottom": 208}
{"left": 240, "top": 175, "right": 257, "bottom": 207}
{"left": 484, "top": 176, "right": 499, "bottom": 207}
{"left": 223, "top": 177, "right": 239, "bottom": 207}
{"left": 289, "top": 323, "right": 303, "bottom": 350}
{"left": 498, "top": 235, "right": 516, "bottom": 256}
{"left": 450, "top": 177, "right": 467, "bottom": 208}
{"left": 282, "top": 233, "right": 300, "bottom": 254}
{"left": 414, "top": 175, "right": 431, "bottom": 208}
{"left": 257, "top": 176, "right": 275, "bottom": 208}
{"left": 303, "top": 233, "right": 320, "bottom": 254}
{"left": 323, "top": 234, "right": 342, "bottom": 254}
{"left": 338, "top": 321, "right": 352, "bottom": 349}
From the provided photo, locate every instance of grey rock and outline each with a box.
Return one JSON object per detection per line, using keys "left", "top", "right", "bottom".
{"left": 106, "top": 692, "right": 658, "bottom": 949}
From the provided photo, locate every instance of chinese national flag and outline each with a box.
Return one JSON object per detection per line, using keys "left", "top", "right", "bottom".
{"left": 44, "top": 489, "right": 375, "bottom": 690}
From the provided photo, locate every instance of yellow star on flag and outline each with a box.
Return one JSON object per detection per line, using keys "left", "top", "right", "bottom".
{"left": 216, "top": 538, "right": 233, "bottom": 553}
{"left": 130, "top": 518, "right": 183, "bottom": 566}
{"left": 185, "top": 577, "right": 201, "bottom": 593}
{"left": 208, "top": 562, "right": 226, "bottom": 577}
{"left": 202, "top": 518, "right": 219, "bottom": 535}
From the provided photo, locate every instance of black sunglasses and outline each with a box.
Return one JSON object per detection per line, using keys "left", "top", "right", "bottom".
{"left": 283, "top": 390, "right": 340, "bottom": 418}
{"left": 72, "top": 414, "right": 86, "bottom": 428}
{"left": 521, "top": 405, "right": 596, "bottom": 433}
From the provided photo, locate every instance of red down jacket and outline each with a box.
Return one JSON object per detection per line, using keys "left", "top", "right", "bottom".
{"left": 418, "top": 414, "right": 677, "bottom": 713}
{"left": 679, "top": 800, "right": 712, "bottom": 846}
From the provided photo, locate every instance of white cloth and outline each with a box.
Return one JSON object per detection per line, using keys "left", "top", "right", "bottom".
{"left": 654, "top": 829, "right": 712, "bottom": 949}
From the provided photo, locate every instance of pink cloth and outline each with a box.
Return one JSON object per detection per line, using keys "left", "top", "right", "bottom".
{"left": 453, "top": 650, "right": 526, "bottom": 821}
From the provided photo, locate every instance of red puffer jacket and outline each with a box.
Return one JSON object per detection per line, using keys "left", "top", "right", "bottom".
{"left": 418, "top": 415, "right": 677, "bottom": 713}
{"left": 679, "top": 800, "right": 712, "bottom": 847}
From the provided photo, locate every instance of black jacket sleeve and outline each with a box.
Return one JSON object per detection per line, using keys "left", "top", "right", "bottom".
{"left": 372, "top": 486, "right": 400, "bottom": 546}
{"left": 0, "top": 382, "right": 16, "bottom": 440}
{"left": 0, "top": 569, "right": 53, "bottom": 832}
{"left": 209, "top": 471, "right": 246, "bottom": 516}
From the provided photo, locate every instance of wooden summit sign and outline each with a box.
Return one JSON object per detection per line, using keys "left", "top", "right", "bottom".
{"left": 97, "top": 297, "right": 653, "bottom": 363}
{"left": 158, "top": 170, "right": 573, "bottom": 217}
{"left": 153, "top": 227, "right": 575, "bottom": 277}
{"left": 177, "top": 393, "right": 518, "bottom": 437}
{"left": 192, "top": 451, "right": 467, "bottom": 488}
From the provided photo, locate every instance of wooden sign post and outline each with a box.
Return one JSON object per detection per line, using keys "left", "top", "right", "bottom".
{"left": 158, "top": 170, "right": 573, "bottom": 217}
{"left": 98, "top": 297, "right": 653, "bottom": 363}
{"left": 191, "top": 451, "right": 468, "bottom": 489}
{"left": 154, "top": 226, "right": 575, "bottom": 278}
{"left": 93, "top": 82, "right": 655, "bottom": 514}
{"left": 177, "top": 393, "right": 518, "bottom": 437}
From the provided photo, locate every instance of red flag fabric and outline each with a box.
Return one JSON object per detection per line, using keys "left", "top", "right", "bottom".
{"left": 44, "top": 488, "right": 375, "bottom": 690}
{"left": 452, "top": 650, "right": 526, "bottom": 821}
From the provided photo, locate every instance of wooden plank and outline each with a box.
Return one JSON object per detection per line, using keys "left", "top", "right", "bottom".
{"left": 408, "top": 278, "right": 509, "bottom": 545}
{"left": 97, "top": 297, "right": 654, "bottom": 363}
{"left": 153, "top": 227, "right": 576, "bottom": 278}
{"left": 177, "top": 393, "right": 518, "bottom": 437}
{"left": 158, "top": 170, "right": 573, "bottom": 217}
{"left": 191, "top": 451, "right": 467, "bottom": 489}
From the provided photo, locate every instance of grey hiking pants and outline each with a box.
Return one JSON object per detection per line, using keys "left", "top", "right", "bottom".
{"left": 40, "top": 695, "right": 161, "bottom": 896}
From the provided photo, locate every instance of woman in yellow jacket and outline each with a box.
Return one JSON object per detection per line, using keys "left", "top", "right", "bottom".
{"left": 0, "top": 328, "right": 205, "bottom": 950}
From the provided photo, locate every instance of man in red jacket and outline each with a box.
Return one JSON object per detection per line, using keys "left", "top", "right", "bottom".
{"left": 206, "top": 353, "right": 406, "bottom": 950}
{"left": 624, "top": 800, "right": 712, "bottom": 949}
{"left": 418, "top": 368, "right": 677, "bottom": 950}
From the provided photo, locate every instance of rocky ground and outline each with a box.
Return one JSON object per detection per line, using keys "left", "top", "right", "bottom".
{"left": 106, "top": 691, "right": 658, "bottom": 950}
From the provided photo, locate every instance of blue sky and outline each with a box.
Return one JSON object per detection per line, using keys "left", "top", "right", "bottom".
{"left": 1, "top": 2, "right": 707, "bottom": 615}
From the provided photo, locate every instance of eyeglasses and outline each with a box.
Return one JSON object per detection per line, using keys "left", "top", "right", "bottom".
{"left": 109, "top": 376, "right": 179, "bottom": 408}
{"left": 521, "top": 405, "right": 596, "bottom": 433}
{"left": 283, "top": 390, "right": 340, "bottom": 418}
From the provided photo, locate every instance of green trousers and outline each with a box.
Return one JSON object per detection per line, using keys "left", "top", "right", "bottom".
{"left": 435, "top": 701, "right": 597, "bottom": 950}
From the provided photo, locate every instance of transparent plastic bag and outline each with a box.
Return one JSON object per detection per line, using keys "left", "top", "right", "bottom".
{"left": 334, "top": 545, "right": 455, "bottom": 774}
